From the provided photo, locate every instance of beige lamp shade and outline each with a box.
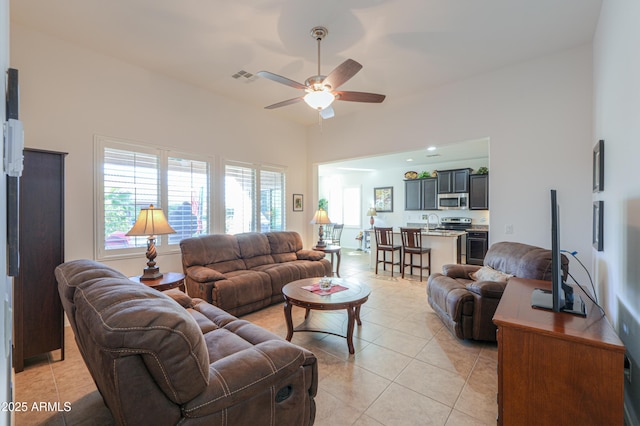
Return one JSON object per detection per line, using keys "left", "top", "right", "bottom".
{"left": 309, "top": 208, "right": 332, "bottom": 225}
{"left": 366, "top": 207, "right": 377, "bottom": 217}
{"left": 126, "top": 205, "right": 176, "bottom": 236}
{"left": 310, "top": 208, "right": 331, "bottom": 247}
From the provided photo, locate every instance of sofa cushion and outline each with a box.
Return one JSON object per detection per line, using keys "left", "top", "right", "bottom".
{"left": 181, "top": 234, "right": 246, "bottom": 273}
{"left": 237, "top": 232, "right": 275, "bottom": 268}
{"left": 266, "top": 231, "right": 304, "bottom": 263}
{"left": 73, "top": 277, "right": 210, "bottom": 404}
{"left": 469, "top": 266, "right": 513, "bottom": 283}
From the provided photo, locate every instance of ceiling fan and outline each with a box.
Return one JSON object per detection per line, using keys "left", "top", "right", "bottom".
{"left": 257, "top": 26, "right": 386, "bottom": 120}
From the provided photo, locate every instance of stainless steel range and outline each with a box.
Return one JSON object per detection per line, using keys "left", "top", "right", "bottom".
{"left": 437, "top": 217, "right": 472, "bottom": 231}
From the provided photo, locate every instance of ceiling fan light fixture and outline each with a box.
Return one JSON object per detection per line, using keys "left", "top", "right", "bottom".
{"left": 304, "top": 90, "right": 335, "bottom": 110}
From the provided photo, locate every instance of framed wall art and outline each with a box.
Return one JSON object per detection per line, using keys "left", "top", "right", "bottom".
{"left": 374, "top": 186, "right": 393, "bottom": 212}
{"left": 293, "top": 194, "right": 303, "bottom": 212}
{"left": 593, "top": 139, "right": 604, "bottom": 192}
{"left": 593, "top": 200, "right": 603, "bottom": 251}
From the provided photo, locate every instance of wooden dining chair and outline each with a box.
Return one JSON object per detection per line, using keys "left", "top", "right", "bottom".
{"left": 374, "top": 227, "right": 402, "bottom": 277}
{"left": 400, "top": 227, "right": 431, "bottom": 281}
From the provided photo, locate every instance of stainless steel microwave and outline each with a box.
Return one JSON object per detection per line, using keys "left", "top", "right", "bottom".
{"left": 438, "top": 193, "right": 469, "bottom": 210}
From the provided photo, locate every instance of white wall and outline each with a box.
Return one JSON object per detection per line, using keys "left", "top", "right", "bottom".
{"left": 310, "top": 45, "right": 594, "bottom": 286}
{"left": 593, "top": 1, "right": 640, "bottom": 422}
{"left": 1, "top": 0, "right": 12, "bottom": 421}
{"left": 10, "top": 24, "right": 310, "bottom": 276}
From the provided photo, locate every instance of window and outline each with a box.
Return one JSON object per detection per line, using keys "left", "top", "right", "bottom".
{"left": 326, "top": 185, "right": 361, "bottom": 227}
{"left": 224, "top": 162, "right": 285, "bottom": 234}
{"left": 96, "top": 136, "right": 211, "bottom": 259}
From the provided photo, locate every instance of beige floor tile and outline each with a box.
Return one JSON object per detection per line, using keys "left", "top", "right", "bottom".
{"left": 320, "top": 364, "right": 391, "bottom": 412}
{"left": 365, "top": 382, "right": 452, "bottom": 426}
{"left": 372, "top": 328, "right": 429, "bottom": 358}
{"left": 454, "top": 356, "right": 498, "bottom": 425}
{"left": 353, "top": 414, "right": 385, "bottom": 425}
{"left": 394, "top": 359, "right": 466, "bottom": 407}
{"left": 352, "top": 343, "right": 412, "bottom": 380}
{"left": 313, "top": 388, "right": 364, "bottom": 426}
{"left": 415, "top": 330, "right": 482, "bottom": 377}
{"left": 445, "top": 409, "right": 493, "bottom": 426}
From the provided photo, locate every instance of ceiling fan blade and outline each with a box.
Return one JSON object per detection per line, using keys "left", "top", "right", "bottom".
{"left": 324, "top": 59, "right": 363, "bottom": 90}
{"left": 264, "top": 97, "right": 304, "bottom": 109}
{"left": 320, "top": 106, "right": 335, "bottom": 120}
{"left": 335, "top": 91, "right": 386, "bottom": 103}
{"left": 257, "top": 71, "right": 307, "bottom": 90}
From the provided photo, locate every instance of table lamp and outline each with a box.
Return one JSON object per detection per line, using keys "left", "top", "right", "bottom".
{"left": 126, "top": 204, "right": 176, "bottom": 280}
{"left": 310, "top": 208, "right": 332, "bottom": 247}
{"left": 366, "top": 207, "right": 377, "bottom": 229}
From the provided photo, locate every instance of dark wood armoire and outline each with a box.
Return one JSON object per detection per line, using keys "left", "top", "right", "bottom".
{"left": 13, "top": 148, "right": 67, "bottom": 372}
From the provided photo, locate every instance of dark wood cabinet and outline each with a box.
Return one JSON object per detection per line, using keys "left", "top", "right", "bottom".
{"left": 404, "top": 178, "right": 437, "bottom": 211}
{"left": 437, "top": 168, "right": 470, "bottom": 194}
{"left": 421, "top": 178, "right": 438, "bottom": 210}
{"left": 404, "top": 179, "right": 421, "bottom": 210}
{"left": 466, "top": 230, "right": 488, "bottom": 265}
{"left": 13, "top": 149, "right": 67, "bottom": 372}
{"left": 469, "top": 174, "right": 489, "bottom": 210}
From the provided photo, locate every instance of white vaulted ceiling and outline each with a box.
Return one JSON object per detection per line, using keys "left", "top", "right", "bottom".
{"left": 11, "top": 0, "right": 602, "bottom": 126}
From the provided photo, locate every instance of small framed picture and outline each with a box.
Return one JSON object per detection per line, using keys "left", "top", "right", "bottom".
{"left": 593, "top": 140, "right": 604, "bottom": 192}
{"left": 593, "top": 201, "right": 603, "bottom": 251}
{"left": 374, "top": 186, "right": 393, "bottom": 212}
{"left": 293, "top": 194, "right": 303, "bottom": 212}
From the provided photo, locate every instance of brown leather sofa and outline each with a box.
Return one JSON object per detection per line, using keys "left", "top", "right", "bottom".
{"left": 55, "top": 259, "right": 318, "bottom": 426}
{"left": 180, "top": 231, "right": 332, "bottom": 316}
{"left": 427, "top": 241, "right": 568, "bottom": 341}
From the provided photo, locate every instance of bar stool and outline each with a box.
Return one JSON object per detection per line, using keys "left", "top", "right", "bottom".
{"left": 374, "top": 227, "right": 402, "bottom": 277}
{"left": 400, "top": 227, "right": 431, "bottom": 281}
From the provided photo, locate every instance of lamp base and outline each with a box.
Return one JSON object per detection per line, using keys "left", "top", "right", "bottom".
{"left": 316, "top": 239, "right": 327, "bottom": 247}
{"left": 140, "top": 267, "right": 163, "bottom": 281}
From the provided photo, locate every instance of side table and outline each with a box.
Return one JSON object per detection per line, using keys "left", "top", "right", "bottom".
{"left": 130, "top": 272, "right": 186, "bottom": 292}
{"left": 313, "top": 245, "right": 341, "bottom": 277}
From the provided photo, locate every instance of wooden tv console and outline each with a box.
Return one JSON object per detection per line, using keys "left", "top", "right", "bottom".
{"left": 493, "top": 277, "right": 625, "bottom": 425}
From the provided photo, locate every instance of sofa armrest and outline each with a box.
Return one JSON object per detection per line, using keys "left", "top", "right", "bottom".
{"left": 296, "top": 249, "right": 326, "bottom": 261}
{"left": 182, "top": 340, "right": 315, "bottom": 418}
{"left": 466, "top": 280, "right": 507, "bottom": 299}
{"left": 442, "top": 264, "right": 481, "bottom": 279}
{"left": 185, "top": 266, "right": 225, "bottom": 283}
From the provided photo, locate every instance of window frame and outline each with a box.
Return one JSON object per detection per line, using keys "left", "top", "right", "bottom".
{"left": 94, "top": 135, "right": 214, "bottom": 261}
{"left": 223, "top": 160, "right": 286, "bottom": 234}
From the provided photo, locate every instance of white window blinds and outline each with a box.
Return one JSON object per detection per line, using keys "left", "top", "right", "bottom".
{"left": 167, "top": 156, "right": 209, "bottom": 244}
{"left": 103, "top": 147, "right": 159, "bottom": 250}
{"left": 225, "top": 164, "right": 256, "bottom": 234}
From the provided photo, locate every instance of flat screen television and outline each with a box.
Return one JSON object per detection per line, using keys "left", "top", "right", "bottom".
{"left": 531, "top": 189, "right": 586, "bottom": 316}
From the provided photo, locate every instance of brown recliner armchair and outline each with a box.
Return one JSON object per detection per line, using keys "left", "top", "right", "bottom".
{"left": 427, "top": 241, "right": 568, "bottom": 341}
{"left": 55, "top": 259, "right": 317, "bottom": 425}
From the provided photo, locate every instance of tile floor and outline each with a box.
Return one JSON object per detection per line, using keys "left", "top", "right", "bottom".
{"left": 14, "top": 249, "right": 498, "bottom": 425}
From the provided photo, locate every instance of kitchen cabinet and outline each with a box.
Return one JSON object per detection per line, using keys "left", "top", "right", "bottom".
{"left": 466, "top": 230, "right": 488, "bottom": 265}
{"left": 14, "top": 149, "right": 67, "bottom": 372}
{"left": 404, "top": 178, "right": 437, "bottom": 211}
{"left": 469, "top": 174, "right": 489, "bottom": 210}
{"left": 437, "top": 168, "right": 470, "bottom": 194}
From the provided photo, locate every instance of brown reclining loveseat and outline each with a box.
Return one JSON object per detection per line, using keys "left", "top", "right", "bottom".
{"left": 55, "top": 259, "right": 318, "bottom": 425}
{"left": 427, "top": 241, "right": 569, "bottom": 341}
